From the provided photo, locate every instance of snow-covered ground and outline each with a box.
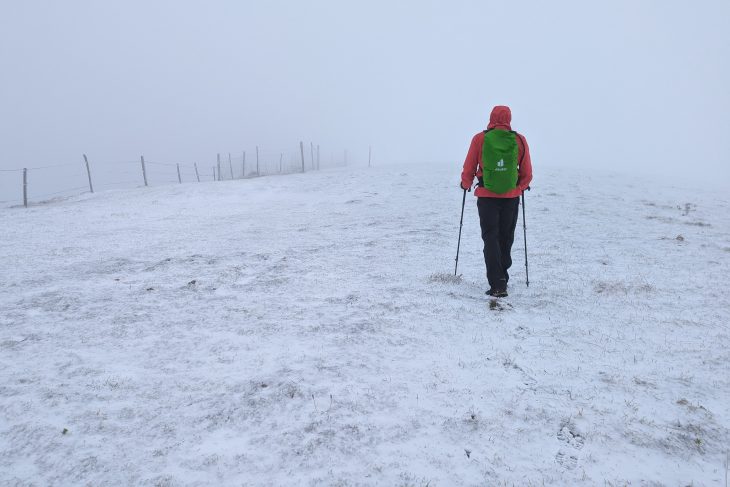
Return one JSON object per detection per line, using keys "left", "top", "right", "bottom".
{"left": 1, "top": 162, "right": 729, "bottom": 486}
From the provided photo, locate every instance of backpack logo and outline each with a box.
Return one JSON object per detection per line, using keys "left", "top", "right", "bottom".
{"left": 496, "top": 159, "right": 505, "bottom": 167}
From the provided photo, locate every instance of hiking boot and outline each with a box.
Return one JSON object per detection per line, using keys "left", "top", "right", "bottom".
{"left": 486, "top": 288, "right": 508, "bottom": 298}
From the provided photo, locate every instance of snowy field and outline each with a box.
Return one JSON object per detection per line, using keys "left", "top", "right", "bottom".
{"left": 1, "top": 162, "right": 729, "bottom": 486}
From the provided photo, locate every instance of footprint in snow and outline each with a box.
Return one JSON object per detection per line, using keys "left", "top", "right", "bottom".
{"left": 555, "top": 419, "right": 583, "bottom": 470}
{"left": 512, "top": 325, "right": 530, "bottom": 339}
{"left": 555, "top": 450, "right": 578, "bottom": 470}
{"left": 489, "top": 299, "right": 513, "bottom": 311}
{"left": 557, "top": 420, "right": 585, "bottom": 450}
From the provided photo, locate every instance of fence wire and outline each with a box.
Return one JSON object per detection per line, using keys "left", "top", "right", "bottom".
{"left": 27, "top": 163, "right": 79, "bottom": 170}
{"left": 33, "top": 186, "right": 90, "bottom": 200}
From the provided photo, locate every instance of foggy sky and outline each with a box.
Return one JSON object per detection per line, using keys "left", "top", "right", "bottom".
{"left": 1, "top": 0, "right": 728, "bottom": 185}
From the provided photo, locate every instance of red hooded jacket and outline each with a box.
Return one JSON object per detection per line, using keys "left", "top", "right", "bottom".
{"left": 461, "top": 106, "right": 532, "bottom": 198}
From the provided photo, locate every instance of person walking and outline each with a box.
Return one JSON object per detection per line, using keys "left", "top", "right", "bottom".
{"left": 460, "top": 105, "right": 533, "bottom": 297}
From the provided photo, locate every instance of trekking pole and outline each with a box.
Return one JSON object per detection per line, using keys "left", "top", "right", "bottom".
{"left": 454, "top": 188, "right": 467, "bottom": 276}
{"left": 521, "top": 188, "right": 530, "bottom": 286}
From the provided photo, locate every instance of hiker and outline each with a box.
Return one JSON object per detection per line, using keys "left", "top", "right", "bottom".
{"left": 460, "top": 105, "right": 533, "bottom": 297}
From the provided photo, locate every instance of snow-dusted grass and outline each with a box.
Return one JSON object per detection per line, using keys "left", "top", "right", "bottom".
{"left": 1, "top": 163, "right": 729, "bottom": 485}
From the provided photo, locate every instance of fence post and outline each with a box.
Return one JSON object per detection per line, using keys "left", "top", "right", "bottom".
{"left": 242, "top": 151, "right": 246, "bottom": 178}
{"left": 212, "top": 167, "right": 215, "bottom": 181}
{"left": 23, "top": 168, "right": 28, "bottom": 208}
{"left": 310, "top": 142, "right": 314, "bottom": 170}
{"left": 217, "top": 153, "right": 221, "bottom": 181}
{"left": 194, "top": 163, "right": 200, "bottom": 182}
{"left": 279, "top": 153, "right": 283, "bottom": 174}
{"left": 228, "top": 153, "right": 234, "bottom": 179}
{"left": 140, "top": 156, "right": 148, "bottom": 186}
{"left": 300, "top": 141, "right": 305, "bottom": 173}
{"left": 177, "top": 163, "right": 182, "bottom": 184}
{"left": 256, "top": 146, "right": 260, "bottom": 175}
{"left": 83, "top": 154, "right": 94, "bottom": 193}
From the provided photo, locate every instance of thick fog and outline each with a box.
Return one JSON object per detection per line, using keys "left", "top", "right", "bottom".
{"left": 1, "top": 1, "right": 728, "bottom": 193}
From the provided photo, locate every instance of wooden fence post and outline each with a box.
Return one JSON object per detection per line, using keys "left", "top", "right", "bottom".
{"left": 194, "top": 163, "right": 200, "bottom": 182}
{"left": 83, "top": 154, "right": 94, "bottom": 193}
{"left": 217, "top": 153, "right": 221, "bottom": 181}
{"left": 256, "top": 146, "right": 260, "bottom": 175}
{"left": 140, "top": 156, "right": 148, "bottom": 186}
{"left": 242, "top": 151, "right": 246, "bottom": 178}
{"left": 228, "top": 153, "right": 234, "bottom": 179}
{"left": 300, "top": 141, "right": 305, "bottom": 172}
{"left": 177, "top": 163, "right": 182, "bottom": 183}
{"left": 279, "top": 153, "right": 283, "bottom": 174}
{"left": 212, "top": 167, "right": 216, "bottom": 181}
{"left": 23, "top": 168, "right": 28, "bottom": 208}
{"left": 310, "top": 142, "right": 314, "bottom": 170}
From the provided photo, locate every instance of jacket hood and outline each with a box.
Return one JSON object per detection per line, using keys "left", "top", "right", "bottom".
{"left": 487, "top": 105, "right": 512, "bottom": 130}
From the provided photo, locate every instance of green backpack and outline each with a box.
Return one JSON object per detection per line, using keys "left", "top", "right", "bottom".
{"left": 481, "top": 129, "right": 522, "bottom": 194}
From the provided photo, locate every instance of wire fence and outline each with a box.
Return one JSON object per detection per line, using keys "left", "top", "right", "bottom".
{"left": 0, "top": 142, "right": 350, "bottom": 208}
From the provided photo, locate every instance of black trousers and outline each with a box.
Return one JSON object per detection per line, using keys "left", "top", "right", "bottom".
{"left": 477, "top": 196, "right": 520, "bottom": 289}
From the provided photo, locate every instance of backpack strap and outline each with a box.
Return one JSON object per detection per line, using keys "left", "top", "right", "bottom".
{"left": 477, "top": 130, "right": 491, "bottom": 187}
{"left": 511, "top": 131, "right": 526, "bottom": 166}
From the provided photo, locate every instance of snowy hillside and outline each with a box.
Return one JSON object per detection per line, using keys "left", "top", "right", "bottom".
{"left": 1, "top": 163, "right": 729, "bottom": 486}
